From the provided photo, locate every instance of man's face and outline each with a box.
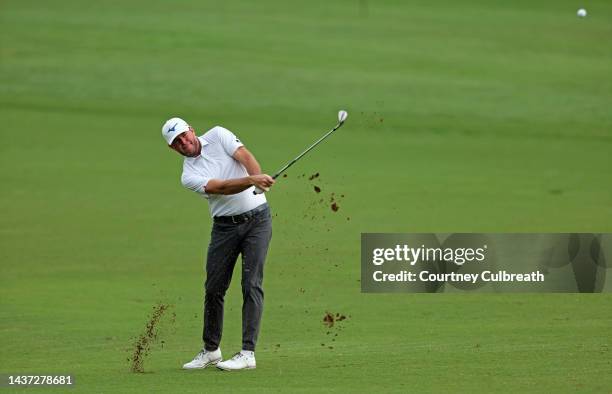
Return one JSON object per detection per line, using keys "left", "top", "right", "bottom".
{"left": 170, "top": 127, "right": 200, "bottom": 157}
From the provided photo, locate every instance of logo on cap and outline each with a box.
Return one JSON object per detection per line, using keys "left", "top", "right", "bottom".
{"left": 168, "top": 122, "right": 178, "bottom": 133}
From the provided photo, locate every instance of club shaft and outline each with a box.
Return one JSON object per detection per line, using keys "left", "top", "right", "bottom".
{"left": 272, "top": 121, "right": 345, "bottom": 179}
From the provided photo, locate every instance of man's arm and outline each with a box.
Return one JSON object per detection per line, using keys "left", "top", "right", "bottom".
{"left": 233, "top": 146, "right": 261, "bottom": 175}
{"left": 205, "top": 174, "right": 274, "bottom": 195}
{"left": 203, "top": 146, "right": 274, "bottom": 195}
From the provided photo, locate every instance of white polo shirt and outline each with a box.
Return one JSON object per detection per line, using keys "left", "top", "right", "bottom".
{"left": 180, "top": 126, "right": 267, "bottom": 217}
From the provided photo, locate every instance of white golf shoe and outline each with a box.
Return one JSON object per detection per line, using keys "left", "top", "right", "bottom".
{"left": 216, "top": 351, "right": 256, "bottom": 371}
{"left": 182, "top": 348, "right": 222, "bottom": 370}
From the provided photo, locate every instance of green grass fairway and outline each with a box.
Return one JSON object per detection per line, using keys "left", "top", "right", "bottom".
{"left": 1, "top": 0, "right": 611, "bottom": 392}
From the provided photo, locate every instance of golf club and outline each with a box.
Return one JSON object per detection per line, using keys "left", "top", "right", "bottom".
{"left": 253, "top": 110, "right": 348, "bottom": 194}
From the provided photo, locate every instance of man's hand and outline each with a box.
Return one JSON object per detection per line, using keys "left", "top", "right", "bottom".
{"left": 249, "top": 174, "right": 275, "bottom": 192}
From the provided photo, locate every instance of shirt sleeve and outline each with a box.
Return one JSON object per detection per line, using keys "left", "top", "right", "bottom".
{"left": 214, "top": 126, "right": 244, "bottom": 156}
{"left": 181, "top": 170, "right": 210, "bottom": 197}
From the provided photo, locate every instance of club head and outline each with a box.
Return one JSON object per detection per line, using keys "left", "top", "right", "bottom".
{"left": 338, "top": 110, "right": 348, "bottom": 123}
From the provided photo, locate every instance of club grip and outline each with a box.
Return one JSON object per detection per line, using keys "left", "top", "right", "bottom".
{"left": 253, "top": 186, "right": 265, "bottom": 195}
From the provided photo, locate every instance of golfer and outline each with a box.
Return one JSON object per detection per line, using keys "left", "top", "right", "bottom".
{"left": 162, "top": 117, "right": 274, "bottom": 371}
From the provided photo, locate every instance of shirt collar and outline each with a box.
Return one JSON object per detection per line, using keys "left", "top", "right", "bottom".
{"left": 198, "top": 135, "right": 210, "bottom": 156}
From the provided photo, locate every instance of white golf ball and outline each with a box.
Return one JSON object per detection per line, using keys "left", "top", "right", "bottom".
{"left": 577, "top": 8, "right": 587, "bottom": 17}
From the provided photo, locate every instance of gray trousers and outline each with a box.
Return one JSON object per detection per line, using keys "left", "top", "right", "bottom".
{"left": 203, "top": 204, "right": 272, "bottom": 352}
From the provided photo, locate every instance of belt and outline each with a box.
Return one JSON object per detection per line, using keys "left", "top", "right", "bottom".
{"left": 213, "top": 203, "right": 268, "bottom": 224}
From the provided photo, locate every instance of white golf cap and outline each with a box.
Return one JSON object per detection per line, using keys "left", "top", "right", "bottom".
{"left": 161, "top": 117, "right": 190, "bottom": 145}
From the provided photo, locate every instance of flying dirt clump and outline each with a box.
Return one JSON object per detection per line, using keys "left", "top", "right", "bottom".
{"left": 321, "top": 312, "right": 350, "bottom": 350}
{"left": 329, "top": 193, "right": 342, "bottom": 213}
{"left": 128, "top": 302, "right": 175, "bottom": 373}
{"left": 322, "top": 311, "right": 348, "bottom": 328}
{"left": 304, "top": 172, "right": 346, "bottom": 215}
